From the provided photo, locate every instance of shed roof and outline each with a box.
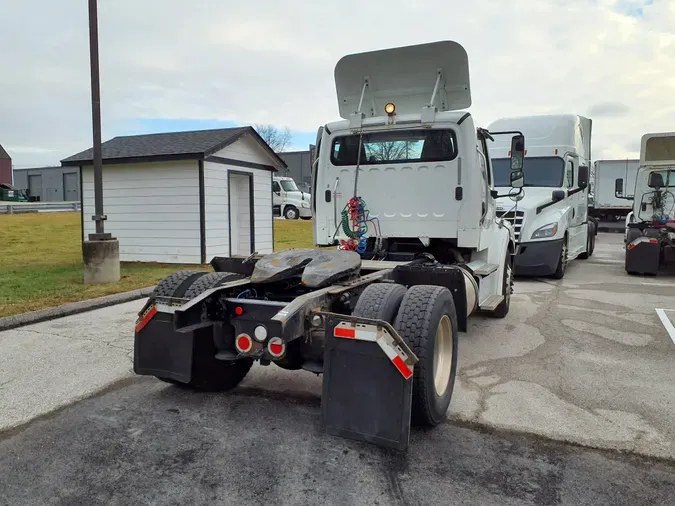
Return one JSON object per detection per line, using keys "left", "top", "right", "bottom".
{"left": 61, "top": 126, "right": 286, "bottom": 169}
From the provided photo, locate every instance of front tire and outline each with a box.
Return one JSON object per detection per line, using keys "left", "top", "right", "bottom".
{"left": 283, "top": 205, "right": 299, "bottom": 220}
{"left": 551, "top": 235, "right": 569, "bottom": 279}
{"left": 394, "top": 285, "right": 459, "bottom": 427}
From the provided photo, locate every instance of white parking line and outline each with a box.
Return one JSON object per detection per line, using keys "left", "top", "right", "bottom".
{"left": 655, "top": 309, "right": 675, "bottom": 345}
{"left": 642, "top": 282, "right": 675, "bottom": 288}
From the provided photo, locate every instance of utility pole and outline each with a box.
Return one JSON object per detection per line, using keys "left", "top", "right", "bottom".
{"left": 83, "top": 0, "right": 120, "bottom": 284}
{"left": 88, "top": 0, "right": 107, "bottom": 240}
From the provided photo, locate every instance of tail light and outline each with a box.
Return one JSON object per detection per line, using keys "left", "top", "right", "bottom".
{"left": 267, "top": 337, "right": 286, "bottom": 358}
{"left": 235, "top": 334, "right": 253, "bottom": 353}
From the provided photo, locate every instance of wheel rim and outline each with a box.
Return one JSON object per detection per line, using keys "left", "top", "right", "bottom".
{"left": 286, "top": 209, "right": 296, "bottom": 219}
{"left": 433, "top": 314, "right": 454, "bottom": 396}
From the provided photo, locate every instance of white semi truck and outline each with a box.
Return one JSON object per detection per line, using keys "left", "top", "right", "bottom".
{"left": 132, "top": 40, "right": 526, "bottom": 451}
{"left": 272, "top": 175, "right": 312, "bottom": 220}
{"left": 487, "top": 114, "right": 595, "bottom": 279}
{"left": 618, "top": 132, "right": 675, "bottom": 275}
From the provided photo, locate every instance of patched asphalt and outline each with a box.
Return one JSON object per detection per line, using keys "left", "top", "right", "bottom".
{"left": 1, "top": 377, "right": 674, "bottom": 506}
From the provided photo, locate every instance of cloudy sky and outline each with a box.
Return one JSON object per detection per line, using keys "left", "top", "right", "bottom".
{"left": 1, "top": 0, "right": 673, "bottom": 168}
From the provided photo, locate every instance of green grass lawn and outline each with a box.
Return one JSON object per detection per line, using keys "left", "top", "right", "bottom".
{"left": 0, "top": 212, "right": 314, "bottom": 318}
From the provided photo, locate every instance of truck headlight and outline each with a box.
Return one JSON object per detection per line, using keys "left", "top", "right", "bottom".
{"left": 531, "top": 222, "right": 558, "bottom": 239}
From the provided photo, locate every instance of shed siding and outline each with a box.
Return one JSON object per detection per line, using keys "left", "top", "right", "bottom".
{"left": 204, "top": 141, "right": 274, "bottom": 260}
{"left": 216, "top": 134, "right": 278, "bottom": 166}
{"left": 82, "top": 160, "right": 201, "bottom": 263}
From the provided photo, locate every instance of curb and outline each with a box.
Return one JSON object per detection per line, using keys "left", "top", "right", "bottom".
{"left": 0, "top": 286, "right": 156, "bottom": 332}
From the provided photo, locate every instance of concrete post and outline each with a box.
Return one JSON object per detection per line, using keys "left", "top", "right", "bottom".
{"left": 83, "top": 239, "right": 120, "bottom": 284}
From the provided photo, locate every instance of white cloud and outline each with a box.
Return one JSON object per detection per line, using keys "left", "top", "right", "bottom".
{"left": 0, "top": 0, "right": 673, "bottom": 167}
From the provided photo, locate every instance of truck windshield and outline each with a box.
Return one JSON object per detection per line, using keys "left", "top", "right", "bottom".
{"left": 492, "top": 157, "right": 564, "bottom": 187}
{"left": 279, "top": 180, "right": 299, "bottom": 192}
{"left": 330, "top": 129, "right": 458, "bottom": 166}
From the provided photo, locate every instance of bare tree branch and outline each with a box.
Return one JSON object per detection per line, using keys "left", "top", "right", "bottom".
{"left": 254, "top": 124, "right": 293, "bottom": 152}
{"left": 365, "top": 141, "right": 409, "bottom": 161}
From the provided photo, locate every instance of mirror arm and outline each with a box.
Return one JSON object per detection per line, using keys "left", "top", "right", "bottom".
{"left": 536, "top": 200, "right": 558, "bottom": 215}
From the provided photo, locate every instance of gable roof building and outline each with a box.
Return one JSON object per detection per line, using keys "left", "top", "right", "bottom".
{"left": 61, "top": 126, "right": 287, "bottom": 170}
{"left": 61, "top": 126, "right": 286, "bottom": 264}
{"left": 0, "top": 142, "right": 12, "bottom": 185}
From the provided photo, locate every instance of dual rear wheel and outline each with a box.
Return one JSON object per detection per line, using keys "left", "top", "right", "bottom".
{"left": 352, "top": 283, "right": 459, "bottom": 427}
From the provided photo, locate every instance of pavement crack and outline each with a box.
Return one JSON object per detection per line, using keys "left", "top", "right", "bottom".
{"left": 17, "top": 327, "right": 129, "bottom": 350}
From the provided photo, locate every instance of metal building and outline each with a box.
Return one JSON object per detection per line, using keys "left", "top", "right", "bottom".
{"left": 12, "top": 166, "right": 81, "bottom": 202}
{"left": 277, "top": 146, "right": 315, "bottom": 193}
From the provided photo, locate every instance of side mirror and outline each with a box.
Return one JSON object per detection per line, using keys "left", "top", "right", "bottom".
{"left": 648, "top": 172, "right": 664, "bottom": 189}
{"left": 615, "top": 178, "right": 624, "bottom": 197}
{"left": 510, "top": 170, "right": 524, "bottom": 188}
{"left": 552, "top": 190, "right": 566, "bottom": 203}
{"left": 509, "top": 134, "right": 525, "bottom": 171}
{"left": 578, "top": 165, "right": 589, "bottom": 189}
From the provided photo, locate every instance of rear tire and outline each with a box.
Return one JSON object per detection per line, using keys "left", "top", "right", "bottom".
{"left": 152, "top": 270, "right": 208, "bottom": 298}
{"left": 154, "top": 271, "right": 253, "bottom": 392}
{"left": 352, "top": 283, "right": 407, "bottom": 323}
{"left": 394, "top": 285, "right": 458, "bottom": 427}
{"left": 490, "top": 252, "right": 513, "bottom": 318}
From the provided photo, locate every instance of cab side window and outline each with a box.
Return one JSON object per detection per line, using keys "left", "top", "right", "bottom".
{"left": 272, "top": 181, "right": 281, "bottom": 193}
{"left": 564, "top": 161, "right": 574, "bottom": 188}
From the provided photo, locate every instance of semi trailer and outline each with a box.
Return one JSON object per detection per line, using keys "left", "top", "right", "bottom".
{"left": 617, "top": 132, "right": 675, "bottom": 275}
{"left": 590, "top": 159, "right": 639, "bottom": 224}
{"left": 132, "top": 40, "right": 527, "bottom": 451}
{"left": 487, "top": 114, "right": 595, "bottom": 279}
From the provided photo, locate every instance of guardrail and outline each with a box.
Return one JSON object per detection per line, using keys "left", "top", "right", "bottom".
{"left": 0, "top": 201, "right": 81, "bottom": 214}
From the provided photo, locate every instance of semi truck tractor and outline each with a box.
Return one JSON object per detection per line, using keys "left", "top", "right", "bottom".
{"left": 132, "top": 40, "right": 527, "bottom": 451}
{"left": 617, "top": 132, "right": 675, "bottom": 275}
{"left": 487, "top": 114, "right": 595, "bottom": 279}
{"left": 272, "top": 175, "right": 312, "bottom": 220}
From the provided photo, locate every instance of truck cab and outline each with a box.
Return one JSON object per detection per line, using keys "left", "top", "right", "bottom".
{"left": 618, "top": 132, "right": 675, "bottom": 274}
{"left": 311, "top": 40, "right": 526, "bottom": 312}
{"left": 272, "top": 176, "right": 312, "bottom": 220}
{"left": 487, "top": 114, "right": 593, "bottom": 279}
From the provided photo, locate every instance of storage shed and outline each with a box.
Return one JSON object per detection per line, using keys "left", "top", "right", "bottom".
{"left": 61, "top": 127, "right": 286, "bottom": 264}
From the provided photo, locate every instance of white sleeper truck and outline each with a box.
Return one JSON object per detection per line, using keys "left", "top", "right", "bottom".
{"left": 272, "top": 175, "right": 312, "bottom": 220}
{"left": 618, "top": 132, "right": 675, "bottom": 275}
{"left": 131, "top": 41, "right": 526, "bottom": 451}
{"left": 487, "top": 114, "right": 595, "bottom": 279}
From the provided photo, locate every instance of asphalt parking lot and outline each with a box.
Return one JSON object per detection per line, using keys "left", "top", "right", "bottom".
{"left": 2, "top": 232, "right": 675, "bottom": 505}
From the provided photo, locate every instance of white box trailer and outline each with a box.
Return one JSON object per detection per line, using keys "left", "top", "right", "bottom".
{"left": 591, "top": 159, "right": 639, "bottom": 221}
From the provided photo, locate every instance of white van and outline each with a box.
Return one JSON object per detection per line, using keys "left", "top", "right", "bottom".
{"left": 487, "top": 114, "right": 595, "bottom": 279}
{"left": 273, "top": 176, "right": 312, "bottom": 220}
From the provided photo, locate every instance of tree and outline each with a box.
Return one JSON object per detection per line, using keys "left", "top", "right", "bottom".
{"left": 254, "top": 124, "right": 293, "bottom": 152}
{"left": 365, "top": 141, "right": 410, "bottom": 161}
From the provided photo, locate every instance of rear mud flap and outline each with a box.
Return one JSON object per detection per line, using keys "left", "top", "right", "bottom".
{"left": 133, "top": 305, "right": 205, "bottom": 383}
{"left": 320, "top": 313, "right": 417, "bottom": 451}
{"left": 626, "top": 238, "right": 661, "bottom": 275}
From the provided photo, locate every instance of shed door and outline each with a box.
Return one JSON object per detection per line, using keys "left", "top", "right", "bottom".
{"left": 229, "top": 172, "right": 254, "bottom": 256}
{"left": 28, "top": 175, "right": 42, "bottom": 201}
{"left": 63, "top": 172, "right": 79, "bottom": 201}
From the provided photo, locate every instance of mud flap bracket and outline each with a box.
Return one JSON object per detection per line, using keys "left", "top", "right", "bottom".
{"left": 319, "top": 312, "right": 418, "bottom": 451}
